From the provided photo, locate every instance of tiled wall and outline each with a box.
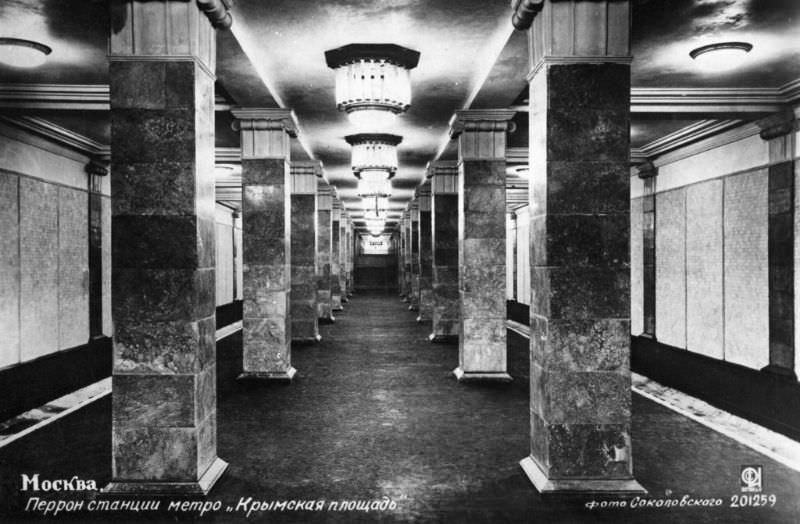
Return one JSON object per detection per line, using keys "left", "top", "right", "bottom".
{"left": 654, "top": 188, "right": 686, "bottom": 348}
{"left": 0, "top": 124, "right": 110, "bottom": 369}
{"left": 630, "top": 197, "right": 643, "bottom": 335}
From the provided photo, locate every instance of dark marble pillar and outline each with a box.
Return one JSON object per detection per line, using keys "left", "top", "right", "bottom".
{"left": 331, "top": 202, "right": 343, "bottom": 311}
{"left": 345, "top": 218, "right": 354, "bottom": 298}
{"left": 417, "top": 182, "right": 434, "bottom": 323}
{"left": 107, "top": 0, "right": 230, "bottom": 494}
{"left": 638, "top": 162, "right": 657, "bottom": 337}
{"left": 403, "top": 209, "right": 413, "bottom": 301}
{"left": 428, "top": 161, "right": 460, "bottom": 342}
{"left": 232, "top": 108, "right": 298, "bottom": 382}
{"left": 86, "top": 159, "right": 107, "bottom": 339}
{"left": 317, "top": 182, "right": 335, "bottom": 322}
{"left": 760, "top": 113, "right": 798, "bottom": 378}
{"left": 513, "top": 0, "right": 645, "bottom": 493}
{"left": 399, "top": 215, "right": 408, "bottom": 299}
{"left": 449, "top": 110, "right": 514, "bottom": 382}
{"left": 339, "top": 214, "right": 349, "bottom": 303}
{"left": 409, "top": 202, "right": 421, "bottom": 311}
{"left": 291, "top": 161, "right": 321, "bottom": 343}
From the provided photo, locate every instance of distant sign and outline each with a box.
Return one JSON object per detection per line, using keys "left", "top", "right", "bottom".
{"left": 361, "top": 234, "right": 390, "bottom": 255}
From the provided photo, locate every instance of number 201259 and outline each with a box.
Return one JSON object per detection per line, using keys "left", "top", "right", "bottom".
{"left": 730, "top": 494, "right": 776, "bottom": 508}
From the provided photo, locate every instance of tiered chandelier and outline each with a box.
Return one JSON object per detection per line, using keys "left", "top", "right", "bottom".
{"left": 327, "top": 43, "right": 419, "bottom": 236}
{"left": 346, "top": 133, "right": 401, "bottom": 200}
{"left": 325, "top": 44, "right": 420, "bottom": 130}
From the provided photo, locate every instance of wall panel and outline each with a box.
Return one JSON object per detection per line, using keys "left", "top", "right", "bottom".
{"left": 724, "top": 170, "right": 769, "bottom": 369}
{"left": 630, "top": 196, "right": 644, "bottom": 335}
{"left": 655, "top": 188, "right": 686, "bottom": 348}
{"left": 686, "top": 180, "right": 724, "bottom": 359}
{"left": 0, "top": 175, "right": 20, "bottom": 368}
{"left": 58, "top": 187, "right": 90, "bottom": 349}
{"left": 19, "top": 178, "right": 59, "bottom": 361}
{"left": 516, "top": 207, "right": 531, "bottom": 306}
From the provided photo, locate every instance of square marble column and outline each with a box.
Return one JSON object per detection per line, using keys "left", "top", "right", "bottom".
{"left": 428, "top": 162, "right": 460, "bottom": 342}
{"left": 409, "top": 202, "right": 421, "bottom": 311}
{"left": 403, "top": 209, "right": 414, "bottom": 301}
{"left": 417, "top": 182, "right": 434, "bottom": 323}
{"left": 339, "top": 214, "right": 349, "bottom": 303}
{"left": 513, "top": 0, "right": 645, "bottom": 494}
{"left": 291, "top": 161, "right": 321, "bottom": 343}
{"left": 345, "top": 218, "right": 354, "bottom": 297}
{"left": 399, "top": 215, "right": 408, "bottom": 300}
{"left": 317, "top": 182, "right": 335, "bottom": 322}
{"left": 331, "top": 202, "right": 344, "bottom": 311}
{"left": 449, "top": 110, "right": 514, "bottom": 382}
{"left": 232, "top": 108, "right": 299, "bottom": 382}
{"left": 107, "top": 0, "right": 229, "bottom": 495}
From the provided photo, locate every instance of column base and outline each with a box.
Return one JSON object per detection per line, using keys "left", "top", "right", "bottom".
{"left": 429, "top": 333, "right": 458, "bottom": 343}
{"left": 408, "top": 305, "right": 419, "bottom": 312}
{"left": 292, "top": 334, "right": 322, "bottom": 345}
{"left": 453, "top": 367, "right": 512, "bottom": 382}
{"left": 319, "top": 316, "right": 335, "bottom": 324}
{"left": 332, "top": 305, "right": 344, "bottom": 312}
{"left": 237, "top": 367, "right": 297, "bottom": 383}
{"left": 342, "top": 297, "right": 349, "bottom": 304}
{"left": 416, "top": 316, "right": 430, "bottom": 323}
{"left": 103, "top": 458, "right": 229, "bottom": 496}
{"left": 519, "top": 457, "right": 647, "bottom": 495}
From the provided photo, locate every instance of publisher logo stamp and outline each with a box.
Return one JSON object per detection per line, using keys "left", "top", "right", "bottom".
{"left": 740, "top": 466, "right": 762, "bottom": 493}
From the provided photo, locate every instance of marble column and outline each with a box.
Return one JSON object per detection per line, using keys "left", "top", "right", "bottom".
{"left": 403, "top": 209, "right": 414, "bottom": 301}
{"left": 232, "top": 108, "right": 298, "bottom": 382}
{"left": 513, "top": 0, "right": 645, "bottom": 493}
{"left": 417, "top": 182, "right": 434, "bottom": 323}
{"left": 291, "top": 161, "right": 321, "bottom": 343}
{"left": 345, "top": 218, "right": 354, "bottom": 297}
{"left": 339, "top": 213, "right": 349, "bottom": 303}
{"left": 409, "top": 202, "right": 421, "bottom": 311}
{"left": 428, "top": 161, "right": 460, "bottom": 342}
{"left": 449, "top": 110, "right": 514, "bottom": 382}
{"left": 317, "top": 182, "right": 335, "bottom": 323}
{"left": 399, "top": 215, "right": 408, "bottom": 300}
{"left": 107, "top": 0, "right": 230, "bottom": 494}
{"left": 331, "top": 201, "right": 344, "bottom": 311}
{"left": 86, "top": 159, "right": 107, "bottom": 339}
{"left": 760, "top": 111, "right": 798, "bottom": 378}
{"left": 395, "top": 230, "right": 404, "bottom": 296}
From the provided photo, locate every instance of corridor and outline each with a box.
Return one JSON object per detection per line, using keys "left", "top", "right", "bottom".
{"left": 2, "top": 293, "right": 800, "bottom": 522}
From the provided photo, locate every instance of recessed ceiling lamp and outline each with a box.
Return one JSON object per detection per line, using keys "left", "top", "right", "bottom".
{"left": 505, "top": 165, "right": 529, "bottom": 179}
{"left": 689, "top": 41, "right": 753, "bottom": 72}
{"left": 325, "top": 44, "right": 420, "bottom": 130}
{"left": 0, "top": 38, "right": 52, "bottom": 68}
{"left": 346, "top": 133, "right": 402, "bottom": 198}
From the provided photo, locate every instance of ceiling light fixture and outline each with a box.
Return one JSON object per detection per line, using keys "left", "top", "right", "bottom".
{"left": 689, "top": 41, "right": 753, "bottom": 72}
{"left": 346, "top": 133, "right": 402, "bottom": 198}
{"left": 0, "top": 38, "right": 52, "bottom": 68}
{"left": 325, "top": 44, "right": 420, "bottom": 130}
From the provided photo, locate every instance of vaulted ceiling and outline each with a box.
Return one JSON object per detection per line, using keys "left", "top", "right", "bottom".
{"left": 1, "top": 0, "right": 798, "bottom": 231}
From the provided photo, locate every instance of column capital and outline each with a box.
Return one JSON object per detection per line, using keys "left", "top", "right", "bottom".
{"left": 85, "top": 158, "right": 109, "bottom": 177}
{"left": 426, "top": 160, "right": 458, "bottom": 179}
{"left": 428, "top": 161, "right": 459, "bottom": 195}
{"left": 416, "top": 182, "right": 432, "bottom": 212}
{"left": 448, "top": 109, "right": 516, "bottom": 139}
{"left": 231, "top": 108, "right": 299, "bottom": 137}
{"left": 231, "top": 108, "right": 298, "bottom": 160}
{"left": 636, "top": 161, "right": 657, "bottom": 180}
{"left": 758, "top": 109, "right": 798, "bottom": 141}
{"left": 449, "top": 110, "right": 515, "bottom": 161}
{"left": 291, "top": 161, "right": 318, "bottom": 195}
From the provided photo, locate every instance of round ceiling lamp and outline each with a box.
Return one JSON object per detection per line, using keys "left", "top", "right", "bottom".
{"left": 0, "top": 38, "right": 52, "bottom": 68}
{"left": 325, "top": 44, "right": 420, "bottom": 130}
{"left": 365, "top": 217, "right": 385, "bottom": 236}
{"left": 689, "top": 41, "right": 753, "bottom": 72}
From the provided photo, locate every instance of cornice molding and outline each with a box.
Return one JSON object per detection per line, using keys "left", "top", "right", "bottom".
{"left": 652, "top": 121, "right": 763, "bottom": 168}
{"left": 630, "top": 87, "right": 791, "bottom": 114}
{"left": 0, "top": 83, "right": 233, "bottom": 111}
{"left": 196, "top": 0, "right": 233, "bottom": 29}
{"left": 1, "top": 115, "right": 110, "bottom": 160}
{"left": 632, "top": 119, "right": 742, "bottom": 161}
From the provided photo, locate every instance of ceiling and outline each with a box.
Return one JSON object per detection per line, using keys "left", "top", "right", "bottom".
{"left": 1, "top": 0, "right": 799, "bottom": 231}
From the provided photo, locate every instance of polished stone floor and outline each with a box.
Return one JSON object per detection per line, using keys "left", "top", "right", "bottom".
{"left": 2, "top": 293, "right": 800, "bottom": 522}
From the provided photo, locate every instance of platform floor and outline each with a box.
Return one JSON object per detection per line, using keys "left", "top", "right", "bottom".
{"left": 2, "top": 293, "right": 800, "bottom": 522}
